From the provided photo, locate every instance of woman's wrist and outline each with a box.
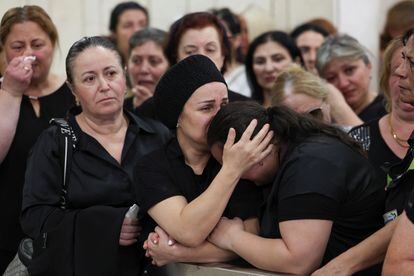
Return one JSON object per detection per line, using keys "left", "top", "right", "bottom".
{"left": 1, "top": 87, "right": 23, "bottom": 99}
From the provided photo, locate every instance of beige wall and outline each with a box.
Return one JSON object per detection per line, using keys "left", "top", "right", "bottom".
{"left": 0, "top": 0, "right": 400, "bottom": 80}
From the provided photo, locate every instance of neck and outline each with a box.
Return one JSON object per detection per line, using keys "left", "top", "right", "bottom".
{"left": 389, "top": 113, "right": 414, "bottom": 141}
{"left": 177, "top": 131, "right": 210, "bottom": 174}
{"left": 77, "top": 109, "right": 126, "bottom": 136}
{"left": 262, "top": 89, "right": 273, "bottom": 108}
{"left": 26, "top": 73, "right": 61, "bottom": 98}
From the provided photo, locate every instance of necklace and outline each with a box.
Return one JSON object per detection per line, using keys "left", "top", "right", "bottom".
{"left": 388, "top": 116, "right": 409, "bottom": 148}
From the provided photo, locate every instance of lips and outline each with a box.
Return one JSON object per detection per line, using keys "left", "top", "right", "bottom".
{"left": 97, "top": 97, "right": 116, "bottom": 103}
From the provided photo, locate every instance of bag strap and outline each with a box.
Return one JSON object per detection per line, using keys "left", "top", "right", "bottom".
{"left": 49, "top": 118, "right": 77, "bottom": 210}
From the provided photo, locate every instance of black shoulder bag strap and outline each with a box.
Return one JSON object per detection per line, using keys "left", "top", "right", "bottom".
{"left": 49, "top": 118, "right": 77, "bottom": 209}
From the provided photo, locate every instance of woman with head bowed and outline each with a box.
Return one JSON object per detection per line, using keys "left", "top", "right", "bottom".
{"left": 206, "top": 101, "right": 384, "bottom": 275}
{"left": 0, "top": 6, "right": 75, "bottom": 272}
{"left": 20, "top": 36, "right": 170, "bottom": 275}
{"left": 135, "top": 55, "right": 271, "bottom": 270}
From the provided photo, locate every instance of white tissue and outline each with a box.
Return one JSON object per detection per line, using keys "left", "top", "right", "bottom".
{"left": 125, "top": 204, "right": 139, "bottom": 218}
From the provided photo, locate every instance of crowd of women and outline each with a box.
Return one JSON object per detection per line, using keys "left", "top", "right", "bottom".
{"left": 1, "top": 1, "right": 414, "bottom": 275}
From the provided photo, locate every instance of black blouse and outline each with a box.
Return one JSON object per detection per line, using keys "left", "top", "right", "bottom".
{"left": 260, "top": 136, "right": 383, "bottom": 271}
{"left": 358, "top": 95, "right": 387, "bottom": 122}
{"left": 21, "top": 109, "right": 171, "bottom": 275}
{"left": 0, "top": 83, "right": 74, "bottom": 252}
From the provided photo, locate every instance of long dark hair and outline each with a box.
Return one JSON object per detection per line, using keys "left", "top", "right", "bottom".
{"left": 207, "top": 101, "right": 363, "bottom": 156}
{"left": 245, "top": 31, "right": 303, "bottom": 104}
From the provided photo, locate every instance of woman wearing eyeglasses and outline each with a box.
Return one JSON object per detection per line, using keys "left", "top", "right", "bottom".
{"left": 271, "top": 64, "right": 362, "bottom": 129}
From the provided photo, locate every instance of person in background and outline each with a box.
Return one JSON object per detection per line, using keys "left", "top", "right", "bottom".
{"left": 307, "top": 17, "right": 337, "bottom": 35}
{"left": 316, "top": 34, "right": 387, "bottom": 122}
{"left": 291, "top": 23, "right": 329, "bottom": 75}
{"left": 312, "top": 35, "right": 414, "bottom": 276}
{"left": 380, "top": 1, "right": 414, "bottom": 60}
{"left": 245, "top": 30, "right": 303, "bottom": 107}
{"left": 272, "top": 64, "right": 362, "bottom": 127}
{"left": 135, "top": 55, "right": 268, "bottom": 270}
{"left": 108, "top": 1, "right": 148, "bottom": 65}
{"left": 124, "top": 28, "right": 169, "bottom": 111}
{"left": 211, "top": 8, "right": 251, "bottom": 97}
{"left": 206, "top": 101, "right": 383, "bottom": 275}
{"left": 136, "top": 12, "right": 248, "bottom": 123}
{"left": 0, "top": 6, "right": 75, "bottom": 273}
{"left": 21, "top": 36, "right": 170, "bottom": 275}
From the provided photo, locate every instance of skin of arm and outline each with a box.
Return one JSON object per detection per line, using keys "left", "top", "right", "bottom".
{"left": 145, "top": 218, "right": 259, "bottom": 266}
{"left": 325, "top": 83, "right": 363, "bottom": 126}
{"left": 208, "top": 217, "right": 333, "bottom": 275}
{"left": 383, "top": 212, "right": 414, "bottom": 275}
{"left": 312, "top": 218, "right": 398, "bottom": 276}
{"left": 148, "top": 122, "right": 273, "bottom": 247}
{"left": 0, "top": 56, "right": 34, "bottom": 163}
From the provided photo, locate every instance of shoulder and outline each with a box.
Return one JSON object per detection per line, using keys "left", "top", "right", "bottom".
{"left": 349, "top": 119, "right": 380, "bottom": 151}
{"left": 128, "top": 110, "right": 171, "bottom": 138}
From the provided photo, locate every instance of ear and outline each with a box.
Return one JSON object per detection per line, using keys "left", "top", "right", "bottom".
{"left": 232, "top": 34, "right": 242, "bottom": 49}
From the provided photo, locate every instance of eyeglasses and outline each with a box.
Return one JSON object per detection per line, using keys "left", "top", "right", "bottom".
{"left": 305, "top": 106, "right": 324, "bottom": 121}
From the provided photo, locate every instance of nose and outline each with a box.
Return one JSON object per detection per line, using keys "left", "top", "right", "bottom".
{"left": 337, "top": 74, "right": 350, "bottom": 90}
{"left": 309, "top": 49, "right": 317, "bottom": 65}
{"left": 264, "top": 60, "right": 276, "bottom": 72}
{"left": 98, "top": 75, "right": 111, "bottom": 91}
{"left": 139, "top": 59, "right": 150, "bottom": 73}
{"left": 23, "top": 46, "right": 34, "bottom": 57}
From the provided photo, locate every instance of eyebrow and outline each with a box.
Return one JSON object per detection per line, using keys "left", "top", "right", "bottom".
{"left": 80, "top": 66, "right": 117, "bottom": 76}
{"left": 197, "top": 98, "right": 228, "bottom": 104}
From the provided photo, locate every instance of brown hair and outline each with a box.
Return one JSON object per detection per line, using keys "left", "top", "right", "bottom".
{"left": 164, "top": 12, "right": 231, "bottom": 73}
{"left": 380, "top": 38, "right": 403, "bottom": 112}
{"left": 0, "top": 5, "right": 59, "bottom": 47}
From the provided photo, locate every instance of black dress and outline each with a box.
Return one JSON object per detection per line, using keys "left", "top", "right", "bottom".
{"left": 259, "top": 136, "right": 384, "bottom": 275}
{"left": 0, "top": 83, "right": 74, "bottom": 272}
{"left": 21, "top": 108, "right": 171, "bottom": 276}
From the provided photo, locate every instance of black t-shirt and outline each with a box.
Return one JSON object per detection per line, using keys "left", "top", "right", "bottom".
{"left": 134, "top": 137, "right": 263, "bottom": 238}
{"left": 358, "top": 95, "right": 387, "bottom": 122}
{"left": 259, "top": 136, "right": 383, "bottom": 271}
{"left": 0, "top": 83, "right": 74, "bottom": 251}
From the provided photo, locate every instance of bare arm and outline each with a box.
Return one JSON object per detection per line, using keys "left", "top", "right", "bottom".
{"left": 209, "top": 218, "right": 332, "bottom": 275}
{"left": 312, "top": 219, "right": 397, "bottom": 275}
{"left": 148, "top": 122, "right": 272, "bottom": 247}
{"left": 0, "top": 56, "right": 34, "bottom": 163}
{"left": 145, "top": 218, "right": 259, "bottom": 266}
{"left": 325, "top": 83, "right": 363, "bottom": 126}
{"left": 383, "top": 212, "right": 414, "bottom": 275}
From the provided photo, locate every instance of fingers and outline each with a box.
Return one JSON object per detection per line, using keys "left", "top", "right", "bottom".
{"left": 239, "top": 119, "right": 257, "bottom": 142}
{"left": 123, "top": 217, "right": 139, "bottom": 226}
{"left": 224, "top": 128, "right": 236, "bottom": 149}
{"left": 119, "top": 238, "right": 137, "bottom": 246}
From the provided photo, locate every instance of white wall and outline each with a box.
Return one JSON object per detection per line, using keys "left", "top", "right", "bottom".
{"left": 0, "top": 0, "right": 401, "bottom": 80}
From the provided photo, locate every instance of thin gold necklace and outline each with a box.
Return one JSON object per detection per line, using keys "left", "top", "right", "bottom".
{"left": 388, "top": 116, "right": 409, "bottom": 148}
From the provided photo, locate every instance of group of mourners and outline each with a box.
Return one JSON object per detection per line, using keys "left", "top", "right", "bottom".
{"left": 1, "top": 1, "right": 414, "bottom": 276}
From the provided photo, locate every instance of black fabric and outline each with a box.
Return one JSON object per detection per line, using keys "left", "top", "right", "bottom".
{"left": 358, "top": 95, "right": 387, "bottom": 122}
{"left": 405, "top": 187, "right": 414, "bottom": 223}
{"left": 123, "top": 96, "right": 134, "bottom": 112}
{"left": 349, "top": 119, "right": 403, "bottom": 222}
{"left": 259, "top": 135, "right": 384, "bottom": 272}
{"left": 154, "top": 54, "right": 227, "bottom": 129}
{"left": 21, "top": 109, "right": 171, "bottom": 275}
{"left": 0, "top": 83, "right": 74, "bottom": 258}
{"left": 134, "top": 137, "right": 263, "bottom": 240}
{"left": 135, "top": 90, "right": 250, "bottom": 125}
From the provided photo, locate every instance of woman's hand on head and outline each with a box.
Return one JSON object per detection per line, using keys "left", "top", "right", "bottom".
{"left": 2, "top": 56, "right": 34, "bottom": 97}
{"left": 119, "top": 217, "right": 141, "bottom": 246}
{"left": 208, "top": 217, "right": 244, "bottom": 251}
{"left": 222, "top": 119, "right": 274, "bottom": 176}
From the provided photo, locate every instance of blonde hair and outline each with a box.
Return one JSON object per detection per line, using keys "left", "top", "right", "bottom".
{"left": 380, "top": 38, "right": 403, "bottom": 112}
{"left": 272, "top": 64, "right": 329, "bottom": 106}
